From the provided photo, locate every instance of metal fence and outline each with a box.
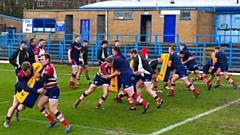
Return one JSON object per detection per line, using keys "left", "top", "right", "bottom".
{"left": 0, "top": 33, "right": 239, "bottom": 69}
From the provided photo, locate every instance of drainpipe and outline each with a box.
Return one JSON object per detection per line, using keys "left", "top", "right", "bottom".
{"left": 105, "top": 10, "right": 108, "bottom": 40}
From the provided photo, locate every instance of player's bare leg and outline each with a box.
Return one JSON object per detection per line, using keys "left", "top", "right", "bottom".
{"left": 70, "top": 65, "right": 78, "bottom": 89}
{"left": 144, "top": 80, "right": 163, "bottom": 108}
{"left": 96, "top": 84, "right": 109, "bottom": 109}
{"left": 73, "top": 84, "right": 97, "bottom": 108}
{"left": 76, "top": 67, "right": 83, "bottom": 84}
{"left": 4, "top": 96, "right": 19, "bottom": 128}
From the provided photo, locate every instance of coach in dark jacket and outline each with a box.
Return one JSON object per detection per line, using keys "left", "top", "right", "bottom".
{"left": 9, "top": 40, "right": 34, "bottom": 79}
{"left": 97, "top": 40, "right": 108, "bottom": 66}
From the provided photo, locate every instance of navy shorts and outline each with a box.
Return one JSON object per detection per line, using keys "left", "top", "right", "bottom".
{"left": 203, "top": 65, "right": 210, "bottom": 75}
{"left": 79, "top": 60, "right": 88, "bottom": 67}
{"left": 175, "top": 69, "right": 187, "bottom": 78}
{"left": 119, "top": 75, "right": 133, "bottom": 89}
{"left": 203, "top": 64, "right": 218, "bottom": 74}
{"left": 71, "top": 60, "right": 80, "bottom": 66}
{"left": 92, "top": 75, "right": 110, "bottom": 87}
{"left": 132, "top": 75, "right": 140, "bottom": 85}
{"left": 187, "top": 64, "right": 199, "bottom": 72}
{"left": 219, "top": 65, "right": 228, "bottom": 72}
{"left": 44, "top": 86, "right": 60, "bottom": 100}
{"left": 140, "top": 74, "right": 152, "bottom": 83}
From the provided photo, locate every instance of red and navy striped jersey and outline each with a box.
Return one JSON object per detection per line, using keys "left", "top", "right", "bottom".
{"left": 41, "top": 63, "right": 57, "bottom": 89}
{"left": 97, "top": 62, "right": 111, "bottom": 78}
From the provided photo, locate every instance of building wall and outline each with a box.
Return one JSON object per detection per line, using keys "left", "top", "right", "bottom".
{"left": 23, "top": 9, "right": 213, "bottom": 44}
{"left": 196, "top": 11, "right": 214, "bottom": 42}
{"left": 176, "top": 10, "right": 198, "bottom": 43}
{"left": 0, "top": 17, "right": 22, "bottom": 32}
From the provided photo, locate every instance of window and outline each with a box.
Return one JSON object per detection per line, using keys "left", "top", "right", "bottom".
{"left": 15, "top": 0, "right": 20, "bottom": 4}
{"left": 37, "top": 2, "right": 45, "bottom": 7}
{"left": 64, "top": 2, "right": 68, "bottom": 7}
{"left": 73, "top": 3, "right": 77, "bottom": 8}
{"left": 114, "top": 12, "right": 134, "bottom": 20}
{"left": 180, "top": 11, "right": 191, "bottom": 20}
{"left": 48, "top": 0, "right": 53, "bottom": 6}
{"left": 49, "top": 2, "right": 53, "bottom": 6}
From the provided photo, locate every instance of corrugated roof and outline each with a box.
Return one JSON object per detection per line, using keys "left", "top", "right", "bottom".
{"left": 79, "top": 0, "right": 240, "bottom": 10}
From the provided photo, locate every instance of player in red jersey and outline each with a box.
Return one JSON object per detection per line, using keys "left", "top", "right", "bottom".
{"left": 36, "top": 53, "right": 71, "bottom": 133}
{"left": 73, "top": 57, "right": 120, "bottom": 109}
{"left": 34, "top": 39, "right": 45, "bottom": 63}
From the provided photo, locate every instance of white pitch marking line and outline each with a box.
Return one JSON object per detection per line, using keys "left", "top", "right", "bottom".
{"left": 0, "top": 89, "right": 86, "bottom": 105}
{"left": 0, "top": 101, "right": 11, "bottom": 104}
{"left": 0, "top": 68, "right": 236, "bottom": 87}
{"left": 0, "top": 115, "right": 142, "bottom": 135}
{"left": 150, "top": 98, "right": 240, "bottom": 135}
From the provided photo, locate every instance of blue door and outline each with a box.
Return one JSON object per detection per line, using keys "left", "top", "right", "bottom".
{"left": 164, "top": 15, "right": 176, "bottom": 43}
{"left": 80, "top": 19, "right": 90, "bottom": 41}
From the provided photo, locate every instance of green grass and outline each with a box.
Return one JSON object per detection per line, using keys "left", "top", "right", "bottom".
{"left": 0, "top": 63, "right": 240, "bottom": 135}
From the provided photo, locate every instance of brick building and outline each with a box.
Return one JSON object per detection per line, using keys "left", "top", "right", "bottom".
{"left": 23, "top": 0, "right": 240, "bottom": 43}
{"left": 33, "top": 0, "right": 103, "bottom": 9}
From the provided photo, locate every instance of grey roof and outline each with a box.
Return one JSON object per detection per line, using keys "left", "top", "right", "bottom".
{"left": 80, "top": 0, "right": 240, "bottom": 9}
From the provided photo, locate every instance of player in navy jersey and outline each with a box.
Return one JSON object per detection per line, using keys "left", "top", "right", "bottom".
{"left": 129, "top": 49, "right": 164, "bottom": 108}
{"left": 36, "top": 53, "right": 71, "bottom": 133}
{"left": 34, "top": 39, "right": 45, "bottom": 63}
{"left": 213, "top": 47, "right": 237, "bottom": 89}
{"left": 202, "top": 58, "right": 221, "bottom": 87}
{"left": 4, "top": 62, "right": 47, "bottom": 128}
{"left": 167, "top": 46, "right": 200, "bottom": 98}
{"left": 68, "top": 35, "right": 81, "bottom": 89}
{"left": 76, "top": 40, "right": 91, "bottom": 84}
{"left": 180, "top": 44, "right": 212, "bottom": 90}
{"left": 73, "top": 57, "right": 120, "bottom": 109}
{"left": 112, "top": 46, "right": 150, "bottom": 114}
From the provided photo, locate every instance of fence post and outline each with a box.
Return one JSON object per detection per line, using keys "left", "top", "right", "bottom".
{"left": 159, "top": 42, "right": 162, "bottom": 56}
{"left": 199, "top": 47, "right": 202, "bottom": 70}
{"left": 204, "top": 43, "right": 206, "bottom": 65}
{"left": 115, "top": 34, "right": 119, "bottom": 40}
{"left": 59, "top": 40, "right": 61, "bottom": 59}
{"left": 91, "top": 45, "right": 94, "bottom": 66}
{"left": 96, "top": 35, "right": 101, "bottom": 61}
{"left": 18, "top": 34, "right": 22, "bottom": 46}
{"left": 47, "top": 34, "right": 50, "bottom": 53}
{"left": 196, "top": 35, "right": 198, "bottom": 55}
{"left": 218, "top": 36, "right": 221, "bottom": 47}
{"left": 63, "top": 34, "right": 66, "bottom": 51}
{"left": 124, "top": 46, "right": 127, "bottom": 56}
{"left": 176, "top": 35, "right": 179, "bottom": 52}
{"left": 135, "top": 35, "right": 138, "bottom": 51}
{"left": 154, "top": 35, "right": 158, "bottom": 54}
{"left": 230, "top": 43, "right": 232, "bottom": 66}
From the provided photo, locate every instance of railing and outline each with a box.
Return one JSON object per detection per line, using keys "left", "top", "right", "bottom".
{"left": 0, "top": 33, "right": 240, "bottom": 69}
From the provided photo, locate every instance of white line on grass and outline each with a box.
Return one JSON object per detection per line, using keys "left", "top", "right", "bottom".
{"left": 0, "top": 68, "right": 236, "bottom": 87}
{"left": 0, "top": 89, "right": 86, "bottom": 105}
{"left": 150, "top": 98, "right": 240, "bottom": 135}
{"left": 0, "top": 101, "right": 11, "bottom": 104}
{"left": 0, "top": 115, "right": 143, "bottom": 135}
